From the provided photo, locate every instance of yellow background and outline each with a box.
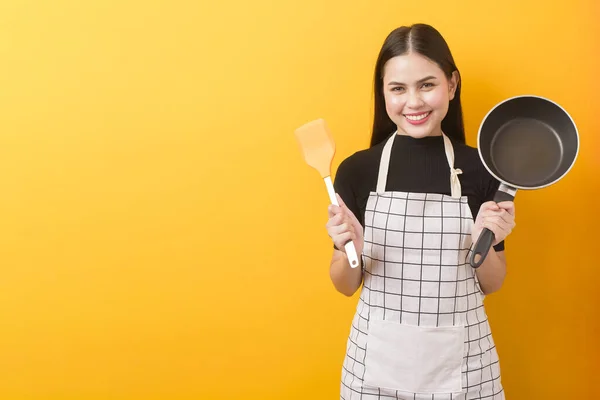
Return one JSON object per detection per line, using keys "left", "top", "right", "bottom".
{"left": 0, "top": 0, "right": 598, "bottom": 399}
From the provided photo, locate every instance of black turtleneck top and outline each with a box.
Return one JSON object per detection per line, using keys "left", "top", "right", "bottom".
{"left": 333, "top": 134, "right": 505, "bottom": 251}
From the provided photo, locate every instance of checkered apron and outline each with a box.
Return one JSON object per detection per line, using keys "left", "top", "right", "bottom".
{"left": 340, "top": 133, "right": 505, "bottom": 400}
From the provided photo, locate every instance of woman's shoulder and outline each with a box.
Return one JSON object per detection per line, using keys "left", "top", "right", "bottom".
{"left": 336, "top": 140, "right": 386, "bottom": 176}
{"left": 333, "top": 141, "right": 386, "bottom": 195}
{"left": 451, "top": 138, "right": 502, "bottom": 199}
{"left": 451, "top": 139, "right": 490, "bottom": 177}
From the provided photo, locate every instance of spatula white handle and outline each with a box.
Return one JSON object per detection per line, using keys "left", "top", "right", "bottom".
{"left": 324, "top": 176, "right": 360, "bottom": 269}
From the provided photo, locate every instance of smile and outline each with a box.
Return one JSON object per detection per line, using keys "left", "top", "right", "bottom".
{"left": 404, "top": 111, "right": 431, "bottom": 125}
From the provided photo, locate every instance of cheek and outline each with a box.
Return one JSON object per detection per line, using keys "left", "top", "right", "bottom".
{"left": 384, "top": 92, "right": 404, "bottom": 113}
{"left": 424, "top": 89, "right": 450, "bottom": 111}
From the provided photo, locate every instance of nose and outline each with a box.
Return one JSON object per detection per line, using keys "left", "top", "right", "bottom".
{"left": 406, "top": 90, "right": 425, "bottom": 109}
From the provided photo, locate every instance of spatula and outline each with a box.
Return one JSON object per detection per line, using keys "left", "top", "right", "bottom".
{"left": 294, "top": 118, "right": 360, "bottom": 269}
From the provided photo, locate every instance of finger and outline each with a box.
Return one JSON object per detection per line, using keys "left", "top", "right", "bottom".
{"left": 330, "top": 211, "right": 344, "bottom": 224}
{"left": 483, "top": 209, "right": 512, "bottom": 225}
{"left": 492, "top": 208, "right": 515, "bottom": 226}
{"left": 479, "top": 210, "right": 506, "bottom": 223}
{"left": 336, "top": 193, "right": 355, "bottom": 215}
{"left": 497, "top": 201, "right": 515, "bottom": 216}
{"left": 485, "top": 215, "right": 513, "bottom": 234}
{"left": 328, "top": 206, "right": 335, "bottom": 218}
{"left": 335, "top": 193, "right": 347, "bottom": 208}
{"left": 327, "top": 204, "right": 345, "bottom": 218}
{"left": 328, "top": 203, "right": 343, "bottom": 215}
{"left": 335, "top": 193, "right": 362, "bottom": 226}
{"left": 482, "top": 219, "right": 508, "bottom": 241}
{"left": 481, "top": 201, "right": 500, "bottom": 212}
{"left": 485, "top": 215, "right": 511, "bottom": 227}
{"left": 329, "top": 221, "right": 352, "bottom": 236}
{"left": 326, "top": 213, "right": 344, "bottom": 230}
{"left": 480, "top": 209, "right": 502, "bottom": 217}
{"left": 333, "top": 231, "right": 353, "bottom": 249}
{"left": 500, "top": 211, "right": 515, "bottom": 226}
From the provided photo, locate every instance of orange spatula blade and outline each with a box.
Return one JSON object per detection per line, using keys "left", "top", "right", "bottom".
{"left": 293, "top": 118, "right": 336, "bottom": 178}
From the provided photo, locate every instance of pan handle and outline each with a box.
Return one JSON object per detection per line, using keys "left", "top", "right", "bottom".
{"left": 470, "top": 228, "right": 495, "bottom": 268}
{"left": 469, "top": 184, "right": 517, "bottom": 268}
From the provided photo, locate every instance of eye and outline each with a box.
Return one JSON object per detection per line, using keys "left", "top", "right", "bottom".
{"left": 390, "top": 86, "right": 405, "bottom": 92}
{"left": 421, "top": 82, "right": 435, "bottom": 89}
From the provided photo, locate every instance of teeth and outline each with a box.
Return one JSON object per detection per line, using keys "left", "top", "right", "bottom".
{"left": 405, "top": 112, "right": 430, "bottom": 121}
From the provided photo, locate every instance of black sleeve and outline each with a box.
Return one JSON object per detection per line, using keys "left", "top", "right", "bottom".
{"left": 333, "top": 156, "right": 364, "bottom": 228}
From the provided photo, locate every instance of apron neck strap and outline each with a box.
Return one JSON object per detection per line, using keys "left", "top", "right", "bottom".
{"left": 375, "top": 132, "right": 396, "bottom": 194}
{"left": 376, "top": 132, "right": 463, "bottom": 198}
{"left": 442, "top": 133, "right": 463, "bottom": 198}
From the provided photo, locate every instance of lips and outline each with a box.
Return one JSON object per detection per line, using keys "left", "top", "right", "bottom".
{"left": 404, "top": 111, "right": 432, "bottom": 125}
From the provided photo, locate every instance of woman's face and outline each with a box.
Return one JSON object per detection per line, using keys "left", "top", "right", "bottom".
{"left": 382, "top": 52, "right": 458, "bottom": 138}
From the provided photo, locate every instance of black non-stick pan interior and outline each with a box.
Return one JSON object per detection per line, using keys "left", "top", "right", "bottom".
{"left": 479, "top": 96, "right": 579, "bottom": 188}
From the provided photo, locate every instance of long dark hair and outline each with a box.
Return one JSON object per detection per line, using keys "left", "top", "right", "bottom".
{"left": 370, "top": 24, "right": 465, "bottom": 147}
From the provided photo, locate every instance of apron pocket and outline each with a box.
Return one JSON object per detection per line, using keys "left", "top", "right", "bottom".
{"left": 363, "top": 319, "right": 464, "bottom": 394}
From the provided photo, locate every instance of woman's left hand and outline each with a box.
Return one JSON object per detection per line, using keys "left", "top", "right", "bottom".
{"left": 472, "top": 201, "right": 516, "bottom": 246}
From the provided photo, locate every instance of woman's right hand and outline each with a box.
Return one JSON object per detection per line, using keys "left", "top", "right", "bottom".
{"left": 326, "top": 193, "right": 364, "bottom": 257}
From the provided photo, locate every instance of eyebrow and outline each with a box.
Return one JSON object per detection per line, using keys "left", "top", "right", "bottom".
{"left": 387, "top": 76, "right": 438, "bottom": 85}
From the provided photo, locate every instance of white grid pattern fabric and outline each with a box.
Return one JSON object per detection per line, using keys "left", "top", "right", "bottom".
{"left": 340, "top": 192, "right": 504, "bottom": 399}
{"left": 339, "top": 133, "right": 504, "bottom": 400}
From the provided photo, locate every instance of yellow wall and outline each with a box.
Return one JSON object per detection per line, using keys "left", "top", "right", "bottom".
{"left": 0, "top": 0, "right": 598, "bottom": 399}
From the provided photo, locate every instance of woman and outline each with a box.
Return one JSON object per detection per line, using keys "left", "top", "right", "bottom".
{"left": 326, "top": 24, "right": 515, "bottom": 399}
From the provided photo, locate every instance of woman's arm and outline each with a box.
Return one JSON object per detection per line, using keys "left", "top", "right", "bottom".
{"left": 474, "top": 248, "right": 506, "bottom": 294}
{"left": 472, "top": 201, "right": 516, "bottom": 294}
{"left": 326, "top": 194, "right": 365, "bottom": 297}
{"left": 329, "top": 249, "right": 363, "bottom": 296}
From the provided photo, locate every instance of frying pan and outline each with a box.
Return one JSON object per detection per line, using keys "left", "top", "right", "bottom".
{"left": 470, "top": 95, "right": 579, "bottom": 268}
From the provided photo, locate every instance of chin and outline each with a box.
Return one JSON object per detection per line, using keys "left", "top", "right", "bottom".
{"left": 397, "top": 123, "right": 437, "bottom": 138}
